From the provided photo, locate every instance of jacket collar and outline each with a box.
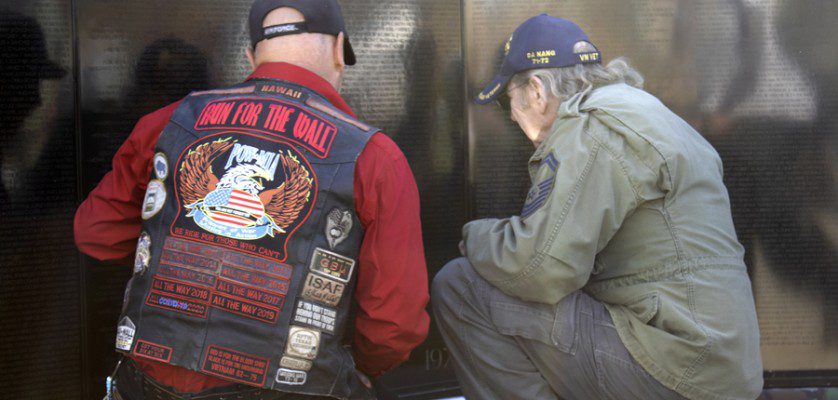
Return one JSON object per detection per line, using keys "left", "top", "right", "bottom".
{"left": 247, "top": 62, "right": 356, "bottom": 118}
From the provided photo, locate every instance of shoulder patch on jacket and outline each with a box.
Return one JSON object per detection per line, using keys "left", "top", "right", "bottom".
{"left": 521, "top": 152, "right": 558, "bottom": 218}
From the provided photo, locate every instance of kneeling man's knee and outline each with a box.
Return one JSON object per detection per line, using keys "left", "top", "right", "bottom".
{"left": 431, "top": 257, "right": 472, "bottom": 310}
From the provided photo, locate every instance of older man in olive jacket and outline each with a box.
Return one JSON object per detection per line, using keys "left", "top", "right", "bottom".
{"left": 432, "top": 14, "right": 763, "bottom": 400}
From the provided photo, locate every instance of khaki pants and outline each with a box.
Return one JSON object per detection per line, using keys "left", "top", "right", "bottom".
{"left": 431, "top": 258, "right": 686, "bottom": 400}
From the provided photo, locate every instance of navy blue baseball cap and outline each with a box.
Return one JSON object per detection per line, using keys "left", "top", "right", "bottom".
{"left": 249, "top": 0, "right": 356, "bottom": 66}
{"left": 476, "top": 14, "right": 601, "bottom": 105}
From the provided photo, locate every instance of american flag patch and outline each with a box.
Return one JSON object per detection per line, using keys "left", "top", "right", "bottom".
{"left": 205, "top": 189, "right": 266, "bottom": 227}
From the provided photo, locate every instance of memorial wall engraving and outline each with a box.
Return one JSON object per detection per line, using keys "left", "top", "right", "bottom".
{"left": 0, "top": 1, "right": 79, "bottom": 399}
{"left": 0, "top": 0, "right": 835, "bottom": 398}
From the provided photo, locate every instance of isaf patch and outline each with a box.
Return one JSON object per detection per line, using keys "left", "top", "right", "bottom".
{"left": 301, "top": 273, "right": 345, "bottom": 307}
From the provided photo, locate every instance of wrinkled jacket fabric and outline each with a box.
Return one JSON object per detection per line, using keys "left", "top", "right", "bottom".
{"left": 463, "top": 83, "right": 763, "bottom": 400}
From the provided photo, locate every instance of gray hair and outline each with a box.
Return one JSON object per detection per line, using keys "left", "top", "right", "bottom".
{"left": 510, "top": 57, "right": 644, "bottom": 104}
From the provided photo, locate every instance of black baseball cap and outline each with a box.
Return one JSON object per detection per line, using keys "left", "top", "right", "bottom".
{"left": 249, "top": 0, "right": 356, "bottom": 66}
{"left": 476, "top": 14, "right": 601, "bottom": 104}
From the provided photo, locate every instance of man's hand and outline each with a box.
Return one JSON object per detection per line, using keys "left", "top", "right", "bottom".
{"left": 459, "top": 240, "right": 467, "bottom": 257}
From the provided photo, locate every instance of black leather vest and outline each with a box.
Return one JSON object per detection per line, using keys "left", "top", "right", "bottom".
{"left": 116, "top": 78, "right": 377, "bottom": 399}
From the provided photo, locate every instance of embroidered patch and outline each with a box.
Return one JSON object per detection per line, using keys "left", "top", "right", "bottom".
{"left": 134, "top": 232, "right": 151, "bottom": 275}
{"left": 133, "top": 340, "right": 172, "bottom": 363}
{"left": 194, "top": 98, "right": 337, "bottom": 159}
{"left": 153, "top": 152, "right": 169, "bottom": 180}
{"left": 309, "top": 248, "right": 355, "bottom": 283}
{"left": 285, "top": 326, "right": 321, "bottom": 360}
{"left": 275, "top": 368, "right": 307, "bottom": 385}
{"left": 115, "top": 317, "right": 135, "bottom": 351}
{"left": 301, "top": 273, "right": 345, "bottom": 307}
{"left": 201, "top": 345, "right": 269, "bottom": 387}
{"left": 141, "top": 180, "right": 166, "bottom": 220}
{"left": 543, "top": 152, "right": 559, "bottom": 172}
{"left": 145, "top": 292, "right": 208, "bottom": 318}
{"left": 280, "top": 356, "right": 313, "bottom": 371}
{"left": 294, "top": 300, "right": 337, "bottom": 334}
{"left": 209, "top": 292, "right": 280, "bottom": 324}
{"left": 521, "top": 177, "right": 555, "bottom": 218}
{"left": 172, "top": 133, "right": 317, "bottom": 262}
{"left": 325, "top": 208, "right": 352, "bottom": 249}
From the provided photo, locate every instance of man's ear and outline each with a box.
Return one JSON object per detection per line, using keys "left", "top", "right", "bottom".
{"left": 246, "top": 46, "right": 257, "bottom": 71}
{"left": 528, "top": 76, "right": 548, "bottom": 113}
{"left": 334, "top": 32, "right": 346, "bottom": 69}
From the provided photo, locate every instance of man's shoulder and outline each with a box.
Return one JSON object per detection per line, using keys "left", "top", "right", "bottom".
{"left": 364, "top": 133, "right": 407, "bottom": 165}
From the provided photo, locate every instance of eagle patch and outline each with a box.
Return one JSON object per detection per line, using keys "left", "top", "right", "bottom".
{"left": 171, "top": 132, "right": 316, "bottom": 261}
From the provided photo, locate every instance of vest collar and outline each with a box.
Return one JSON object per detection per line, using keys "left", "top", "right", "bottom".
{"left": 247, "top": 62, "right": 356, "bottom": 118}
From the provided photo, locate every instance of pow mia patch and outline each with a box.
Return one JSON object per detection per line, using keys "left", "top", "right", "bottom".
{"left": 301, "top": 273, "right": 345, "bottom": 307}
{"left": 276, "top": 368, "right": 307, "bottom": 385}
{"left": 285, "top": 326, "right": 320, "bottom": 360}
{"left": 153, "top": 152, "right": 169, "bottom": 180}
{"left": 134, "top": 232, "right": 151, "bottom": 275}
{"left": 142, "top": 180, "right": 166, "bottom": 220}
{"left": 309, "top": 248, "right": 355, "bottom": 283}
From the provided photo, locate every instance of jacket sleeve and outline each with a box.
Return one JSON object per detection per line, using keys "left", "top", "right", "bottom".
{"left": 351, "top": 133, "right": 430, "bottom": 377}
{"left": 463, "top": 130, "right": 640, "bottom": 304}
{"left": 74, "top": 102, "right": 179, "bottom": 261}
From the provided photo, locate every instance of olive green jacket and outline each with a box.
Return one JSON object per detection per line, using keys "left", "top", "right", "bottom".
{"left": 463, "top": 83, "right": 763, "bottom": 400}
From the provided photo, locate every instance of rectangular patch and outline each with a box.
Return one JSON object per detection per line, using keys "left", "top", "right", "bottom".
{"left": 293, "top": 300, "right": 337, "bottom": 334}
{"left": 275, "top": 368, "right": 307, "bottom": 385}
{"left": 194, "top": 98, "right": 337, "bottom": 159}
{"left": 309, "top": 248, "right": 355, "bottom": 283}
{"left": 157, "top": 264, "right": 216, "bottom": 288}
{"left": 164, "top": 237, "right": 223, "bottom": 259}
{"left": 223, "top": 252, "right": 293, "bottom": 279}
{"left": 301, "top": 273, "right": 345, "bottom": 307}
{"left": 201, "top": 345, "right": 269, "bottom": 387}
{"left": 220, "top": 265, "right": 289, "bottom": 294}
{"left": 146, "top": 292, "right": 208, "bottom": 318}
{"left": 152, "top": 277, "right": 211, "bottom": 302}
{"left": 210, "top": 293, "right": 279, "bottom": 324}
{"left": 160, "top": 249, "right": 221, "bottom": 274}
{"left": 280, "top": 356, "right": 313, "bottom": 371}
{"left": 133, "top": 340, "right": 173, "bottom": 363}
{"left": 214, "top": 278, "right": 285, "bottom": 308}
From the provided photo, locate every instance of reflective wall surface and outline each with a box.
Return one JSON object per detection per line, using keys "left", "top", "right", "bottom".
{"left": 0, "top": 0, "right": 836, "bottom": 398}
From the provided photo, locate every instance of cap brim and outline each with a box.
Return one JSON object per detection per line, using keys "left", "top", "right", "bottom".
{"left": 474, "top": 73, "right": 513, "bottom": 105}
{"left": 344, "top": 37, "right": 356, "bottom": 66}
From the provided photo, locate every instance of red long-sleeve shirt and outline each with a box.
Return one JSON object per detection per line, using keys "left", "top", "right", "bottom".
{"left": 74, "top": 62, "right": 430, "bottom": 393}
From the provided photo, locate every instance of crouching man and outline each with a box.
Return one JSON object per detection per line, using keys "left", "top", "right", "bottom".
{"left": 432, "top": 14, "right": 763, "bottom": 400}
